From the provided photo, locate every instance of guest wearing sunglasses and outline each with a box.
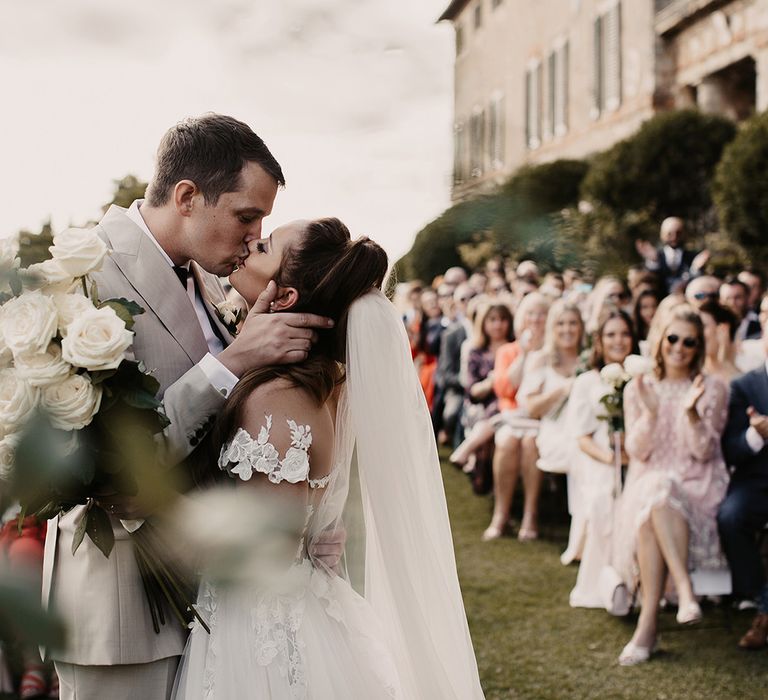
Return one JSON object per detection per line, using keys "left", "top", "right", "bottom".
{"left": 685, "top": 275, "right": 721, "bottom": 310}
{"left": 635, "top": 217, "right": 710, "bottom": 294}
{"left": 615, "top": 305, "right": 729, "bottom": 665}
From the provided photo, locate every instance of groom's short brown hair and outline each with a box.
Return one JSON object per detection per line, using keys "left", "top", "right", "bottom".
{"left": 145, "top": 113, "right": 285, "bottom": 207}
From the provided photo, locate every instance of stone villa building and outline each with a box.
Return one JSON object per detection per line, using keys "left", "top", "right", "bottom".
{"left": 440, "top": 0, "right": 768, "bottom": 201}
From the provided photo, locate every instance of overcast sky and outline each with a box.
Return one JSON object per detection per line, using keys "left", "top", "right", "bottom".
{"left": 0, "top": 0, "right": 454, "bottom": 262}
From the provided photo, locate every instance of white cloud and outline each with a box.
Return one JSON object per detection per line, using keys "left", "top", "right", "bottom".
{"left": 0, "top": 0, "right": 453, "bottom": 262}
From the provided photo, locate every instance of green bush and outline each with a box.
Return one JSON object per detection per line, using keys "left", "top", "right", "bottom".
{"left": 582, "top": 110, "right": 736, "bottom": 228}
{"left": 397, "top": 159, "right": 588, "bottom": 282}
{"left": 713, "top": 110, "right": 768, "bottom": 259}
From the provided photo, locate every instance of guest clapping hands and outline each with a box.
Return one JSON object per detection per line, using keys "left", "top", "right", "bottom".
{"left": 616, "top": 305, "right": 729, "bottom": 665}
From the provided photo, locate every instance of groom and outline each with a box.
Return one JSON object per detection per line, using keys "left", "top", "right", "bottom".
{"left": 42, "top": 114, "right": 334, "bottom": 700}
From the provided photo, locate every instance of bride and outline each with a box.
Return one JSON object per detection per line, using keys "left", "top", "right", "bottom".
{"left": 172, "top": 218, "right": 484, "bottom": 699}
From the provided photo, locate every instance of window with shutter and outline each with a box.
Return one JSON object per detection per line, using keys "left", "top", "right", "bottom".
{"left": 592, "top": 15, "right": 603, "bottom": 119}
{"left": 526, "top": 62, "right": 542, "bottom": 150}
{"left": 470, "top": 109, "right": 485, "bottom": 178}
{"left": 456, "top": 24, "right": 464, "bottom": 56}
{"left": 546, "top": 51, "right": 556, "bottom": 141}
{"left": 604, "top": 3, "right": 622, "bottom": 112}
{"left": 555, "top": 41, "right": 569, "bottom": 135}
{"left": 489, "top": 94, "right": 505, "bottom": 169}
{"left": 453, "top": 122, "right": 465, "bottom": 185}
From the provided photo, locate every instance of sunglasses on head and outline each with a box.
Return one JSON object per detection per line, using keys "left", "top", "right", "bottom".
{"left": 666, "top": 334, "right": 698, "bottom": 349}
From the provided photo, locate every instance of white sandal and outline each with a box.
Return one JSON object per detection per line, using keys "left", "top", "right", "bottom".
{"left": 618, "top": 638, "right": 658, "bottom": 666}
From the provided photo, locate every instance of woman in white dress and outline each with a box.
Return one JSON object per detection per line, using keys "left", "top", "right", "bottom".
{"left": 564, "top": 310, "right": 636, "bottom": 607}
{"left": 172, "top": 218, "right": 484, "bottom": 699}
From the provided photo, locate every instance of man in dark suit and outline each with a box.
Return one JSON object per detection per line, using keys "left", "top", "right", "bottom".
{"left": 635, "top": 216, "right": 709, "bottom": 294}
{"left": 718, "top": 302, "right": 768, "bottom": 649}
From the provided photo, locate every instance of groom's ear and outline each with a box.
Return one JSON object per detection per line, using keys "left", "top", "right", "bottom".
{"left": 174, "top": 180, "right": 198, "bottom": 216}
{"left": 272, "top": 287, "right": 299, "bottom": 312}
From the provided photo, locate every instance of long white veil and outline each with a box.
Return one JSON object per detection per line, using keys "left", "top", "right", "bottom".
{"left": 309, "top": 289, "right": 485, "bottom": 699}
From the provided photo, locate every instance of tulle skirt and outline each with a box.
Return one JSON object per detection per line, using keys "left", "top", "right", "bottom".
{"left": 172, "top": 561, "right": 403, "bottom": 700}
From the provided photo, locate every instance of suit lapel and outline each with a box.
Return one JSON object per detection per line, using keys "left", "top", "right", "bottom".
{"left": 191, "top": 262, "right": 235, "bottom": 346}
{"left": 753, "top": 366, "right": 768, "bottom": 415}
{"left": 98, "top": 206, "right": 209, "bottom": 363}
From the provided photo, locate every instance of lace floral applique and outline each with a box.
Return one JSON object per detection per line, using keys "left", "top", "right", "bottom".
{"left": 195, "top": 581, "right": 219, "bottom": 700}
{"left": 219, "top": 416, "right": 322, "bottom": 486}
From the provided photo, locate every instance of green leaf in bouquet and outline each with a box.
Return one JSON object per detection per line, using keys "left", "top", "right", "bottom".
{"left": 99, "top": 298, "right": 145, "bottom": 330}
{"left": 8, "top": 268, "right": 22, "bottom": 296}
{"left": 89, "top": 368, "right": 119, "bottom": 385}
{"left": 86, "top": 505, "right": 115, "bottom": 558}
{"left": 71, "top": 508, "right": 88, "bottom": 555}
{"left": 89, "top": 278, "right": 99, "bottom": 304}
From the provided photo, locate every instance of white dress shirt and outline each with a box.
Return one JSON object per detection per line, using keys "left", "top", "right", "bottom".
{"left": 126, "top": 200, "right": 238, "bottom": 397}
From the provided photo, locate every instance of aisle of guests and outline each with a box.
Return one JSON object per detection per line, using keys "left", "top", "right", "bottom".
{"left": 399, "top": 216, "right": 768, "bottom": 665}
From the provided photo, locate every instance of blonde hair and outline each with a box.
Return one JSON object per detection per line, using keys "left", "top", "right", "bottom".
{"left": 512, "top": 291, "right": 550, "bottom": 338}
{"left": 650, "top": 303, "right": 705, "bottom": 380}
{"left": 541, "top": 299, "right": 585, "bottom": 368}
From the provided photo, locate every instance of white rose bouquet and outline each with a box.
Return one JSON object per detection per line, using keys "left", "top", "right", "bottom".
{"left": 0, "top": 226, "right": 208, "bottom": 634}
{"left": 598, "top": 362, "right": 630, "bottom": 433}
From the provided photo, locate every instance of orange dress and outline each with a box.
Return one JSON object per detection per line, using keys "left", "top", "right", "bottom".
{"left": 492, "top": 341, "right": 522, "bottom": 412}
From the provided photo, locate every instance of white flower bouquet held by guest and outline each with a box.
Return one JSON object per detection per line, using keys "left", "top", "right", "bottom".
{"left": 615, "top": 304, "right": 729, "bottom": 666}
{"left": 564, "top": 310, "right": 637, "bottom": 613}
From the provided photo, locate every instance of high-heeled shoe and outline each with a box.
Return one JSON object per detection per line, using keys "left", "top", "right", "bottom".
{"left": 676, "top": 600, "right": 702, "bottom": 625}
{"left": 618, "top": 637, "right": 658, "bottom": 666}
{"left": 481, "top": 524, "right": 506, "bottom": 541}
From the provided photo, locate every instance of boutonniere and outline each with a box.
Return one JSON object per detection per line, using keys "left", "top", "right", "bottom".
{"left": 215, "top": 300, "right": 244, "bottom": 336}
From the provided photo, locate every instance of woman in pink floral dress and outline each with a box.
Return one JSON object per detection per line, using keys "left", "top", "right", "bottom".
{"left": 616, "top": 305, "right": 729, "bottom": 665}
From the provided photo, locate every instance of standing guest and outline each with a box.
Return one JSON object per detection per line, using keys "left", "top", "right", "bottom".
{"left": 633, "top": 288, "right": 661, "bottom": 346}
{"left": 718, "top": 303, "right": 768, "bottom": 649}
{"left": 566, "top": 311, "right": 637, "bottom": 606}
{"left": 454, "top": 304, "right": 514, "bottom": 492}
{"left": 699, "top": 301, "right": 739, "bottom": 383}
{"left": 443, "top": 266, "right": 468, "bottom": 289}
{"left": 738, "top": 269, "right": 765, "bottom": 314}
{"left": 482, "top": 293, "right": 549, "bottom": 541}
{"left": 415, "top": 289, "right": 444, "bottom": 411}
{"left": 635, "top": 217, "right": 710, "bottom": 293}
{"left": 468, "top": 272, "right": 488, "bottom": 296}
{"left": 685, "top": 275, "right": 721, "bottom": 310}
{"left": 616, "top": 305, "right": 729, "bottom": 665}
{"left": 434, "top": 284, "right": 476, "bottom": 445}
{"left": 720, "top": 276, "right": 761, "bottom": 341}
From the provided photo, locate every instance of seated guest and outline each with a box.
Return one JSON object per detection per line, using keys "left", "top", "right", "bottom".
{"left": 738, "top": 269, "right": 765, "bottom": 315}
{"left": 720, "top": 276, "right": 761, "bottom": 341}
{"left": 718, "top": 302, "right": 768, "bottom": 649}
{"left": 685, "top": 275, "right": 721, "bottom": 310}
{"left": 415, "top": 289, "right": 444, "bottom": 411}
{"left": 699, "top": 301, "right": 739, "bottom": 383}
{"left": 452, "top": 304, "right": 514, "bottom": 492}
{"left": 481, "top": 292, "right": 549, "bottom": 541}
{"left": 736, "top": 292, "right": 768, "bottom": 373}
{"left": 616, "top": 305, "right": 729, "bottom": 665}
{"left": 564, "top": 310, "right": 637, "bottom": 582}
{"left": 633, "top": 288, "right": 661, "bottom": 352}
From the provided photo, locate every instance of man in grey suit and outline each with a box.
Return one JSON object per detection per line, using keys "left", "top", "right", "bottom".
{"left": 42, "top": 114, "right": 333, "bottom": 700}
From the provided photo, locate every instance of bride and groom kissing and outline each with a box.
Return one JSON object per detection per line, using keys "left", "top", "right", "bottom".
{"left": 41, "top": 113, "right": 484, "bottom": 699}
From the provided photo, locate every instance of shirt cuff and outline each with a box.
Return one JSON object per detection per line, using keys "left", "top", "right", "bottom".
{"left": 745, "top": 426, "right": 765, "bottom": 453}
{"left": 198, "top": 352, "right": 239, "bottom": 398}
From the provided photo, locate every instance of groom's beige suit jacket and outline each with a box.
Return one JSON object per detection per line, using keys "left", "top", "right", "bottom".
{"left": 41, "top": 205, "right": 234, "bottom": 666}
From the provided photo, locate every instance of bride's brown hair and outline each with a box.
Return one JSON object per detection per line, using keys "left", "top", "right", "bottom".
{"left": 212, "top": 218, "right": 388, "bottom": 457}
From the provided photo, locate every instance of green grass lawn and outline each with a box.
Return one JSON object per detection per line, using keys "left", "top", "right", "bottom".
{"left": 443, "top": 456, "right": 768, "bottom": 699}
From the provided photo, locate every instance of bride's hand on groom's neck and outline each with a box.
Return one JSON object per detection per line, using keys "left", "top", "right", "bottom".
{"left": 218, "top": 280, "right": 334, "bottom": 377}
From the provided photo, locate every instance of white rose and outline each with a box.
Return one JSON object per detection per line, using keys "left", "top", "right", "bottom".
{"left": 0, "top": 368, "right": 40, "bottom": 434}
{"left": 49, "top": 227, "right": 109, "bottom": 277}
{"left": 0, "top": 330, "right": 12, "bottom": 369}
{"left": 0, "top": 236, "right": 20, "bottom": 293}
{"left": 15, "top": 343, "right": 73, "bottom": 387}
{"left": 40, "top": 374, "right": 102, "bottom": 431}
{"left": 624, "top": 354, "right": 655, "bottom": 378}
{"left": 1, "top": 290, "right": 58, "bottom": 357}
{"left": 26, "top": 258, "right": 76, "bottom": 294}
{"left": 53, "top": 291, "right": 97, "bottom": 336}
{"left": 0, "top": 432, "right": 20, "bottom": 481}
{"left": 600, "top": 363, "right": 627, "bottom": 386}
{"left": 61, "top": 306, "right": 133, "bottom": 371}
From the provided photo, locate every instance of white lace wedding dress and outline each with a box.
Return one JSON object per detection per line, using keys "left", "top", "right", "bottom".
{"left": 173, "top": 290, "right": 485, "bottom": 700}
{"left": 173, "top": 417, "right": 402, "bottom": 700}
